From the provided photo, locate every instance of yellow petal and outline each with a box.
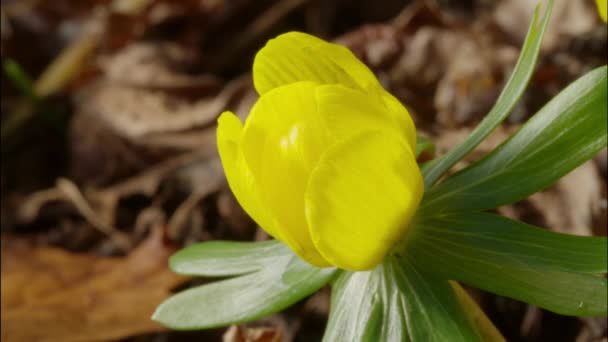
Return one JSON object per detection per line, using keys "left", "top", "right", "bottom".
{"left": 253, "top": 31, "right": 380, "bottom": 95}
{"left": 316, "top": 84, "right": 416, "bottom": 150}
{"left": 241, "top": 82, "right": 331, "bottom": 267}
{"left": 305, "top": 130, "right": 423, "bottom": 271}
{"left": 217, "top": 111, "right": 281, "bottom": 240}
{"left": 597, "top": 0, "right": 607, "bottom": 22}
{"left": 382, "top": 91, "right": 417, "bottom": 150}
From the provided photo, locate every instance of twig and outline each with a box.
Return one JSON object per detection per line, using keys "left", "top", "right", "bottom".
{"left": 56, "top": 178, "right": 132, "bottom": 251}
{"left": 391, "top": 0, "right": 424, "bottom": 30}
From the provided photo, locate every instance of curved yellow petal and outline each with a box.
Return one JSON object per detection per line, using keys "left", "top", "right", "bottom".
{"left": 217, "top": 111, "right": 281, "bottom": 239}
{"left": 597, "top": 0, "right": 607, "bottom": 22}
{"left": 253, "top": 31, "right": 380, "bottom": 95}
{"left": 305, "top": 130, "right": 423, "bottom": 271}
{"left": 316, "top": 84, "right": 417, "bottom": 150}
{"left": 241, "top": 82, "right": 331, "bottom": 267}
{"left": 382, "top": 91, "right": 417, "bottom": 150}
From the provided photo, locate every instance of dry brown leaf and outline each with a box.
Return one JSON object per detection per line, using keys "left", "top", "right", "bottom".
{"left": 493, "top": 0, "right": 596, "bottom": 51}
{"left": 223, "top": 325, "right": 283, "bottom": 342}
{"left": 95, "top": 150, "right": 215, "bottom": 201}
{"left": 497, "top": 161, "right": 603, "bottom": 237}
{"left": 1, "top": 228, "right": 186, "bottom": 342}
{"left": 386, "top": 26, "right": 511, "bottom": 126}
{"left": 434, "top": 32, "right": 499, "bottom": 126}
{"left": 525, "top": 160, "right": 602, "bottom": 236}
{"left": 75, "top": 41, "right": 251, "bottom": 153}
{"left": 577, "top": 316, "right": 608, "bottom": 342}
{"left": 19, "top": 151, "right": 210, "bottom": 225}
{"left": 390, "top": 26, "right": 445, "bottom": 89}
{"left": 100, "top": 42, "right": 218, "bottom": 90}
{"left": 83, "top": 77, "right": 247, "bottom": 139}
{"left": 431, "top": 125, "right": 517, "bottom": 173}
{"left": 336, "top": 24, "right": 402, "bottom": 70}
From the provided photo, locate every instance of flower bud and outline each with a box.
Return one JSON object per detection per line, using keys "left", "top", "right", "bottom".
{"left": 217, "top": 32, "right": 423, "bottom": 271}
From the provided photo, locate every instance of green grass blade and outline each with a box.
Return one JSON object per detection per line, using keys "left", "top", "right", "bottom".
{"left": 421, "top": 1, "right": 552, "bottom": 187}
{"left": 421, "top": 65, "right": 608, "bottom": 213}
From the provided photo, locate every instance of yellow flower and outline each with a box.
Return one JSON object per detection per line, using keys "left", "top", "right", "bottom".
{"left": 217, "top": 32, "right": 423, "bottom": 271}
{"left": 597, "top": 0, "right": 607, "bottom": 22}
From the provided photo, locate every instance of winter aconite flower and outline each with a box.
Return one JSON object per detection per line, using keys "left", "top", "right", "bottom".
{"left": 216, "top": 32, "right": 423, "bottom": 271}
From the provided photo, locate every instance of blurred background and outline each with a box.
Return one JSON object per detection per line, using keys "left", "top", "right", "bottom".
{"left": 1, "top": 0, "right": 606, "bottom": 341}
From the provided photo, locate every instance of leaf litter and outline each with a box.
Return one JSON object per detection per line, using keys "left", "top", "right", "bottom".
{"left": 1, "top": 0, "right": 606, "bottom": 341}
{"left": 1, "top": 227, "right": 186, "bottom": 342}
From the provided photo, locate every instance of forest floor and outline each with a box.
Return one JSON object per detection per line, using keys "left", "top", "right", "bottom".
{"left": 1, "top": 0, "right": 606, "bottom": 341}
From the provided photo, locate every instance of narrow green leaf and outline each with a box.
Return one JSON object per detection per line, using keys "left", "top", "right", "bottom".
{"left": 422, "top": 65, "right": 608, "bottom": 213}
{"left": 390, "top": 258, "right": 483, "bottom": 342}
{"left": 421, "top": 1, "right": 553, "bottom": 187}
{"left": 377, "top": 262, "right": 408, "bottom": 342}
{"left": 408, "top": 213, "right": 608, "bottom": 316}
{"left": 323, "top": 259, "right": 486, "bottom": 342}
{"left": 416, "top": 134, "right": 435, "bottom": 158}
{"left": 323, "top": 270, "right": 384, "bottom": 342}
{"left": 323, "top": 264, "right": 411, "bottom": 342}
{"left": 169, "top": 240, "right": 288, "bottom": 277}
{"left": 153, "top": 253, "right": 336, "bottom": 329}
{"left": 417, "top": 212, "right": 606, "bottom": 274}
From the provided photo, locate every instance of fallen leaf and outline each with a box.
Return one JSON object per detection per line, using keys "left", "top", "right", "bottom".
{"left": 223, "top": 325, "right": 283, "bottom": 342}
{"left": 336, "top": 24, "right": 402, "bottom": 70}
{"left": 82, "top": 77, "right": 247, "bottom": 139}
{"left": 493, "top": 0, "right": 596, "bottom": 51}
{"left": 526, "top": 160, "right": 602, "bottom": 236}
{"left": 431, "top": 125, "right": 517, "bottom": 174}
{"left": 433, "top": 31, "right": 501, "bottom": 127}
{"left": 100, "top": 42, "right": 218, "bottom": 91}
{"left": 577, "top": 316, "right": 608, "bottom": 342}
{"left": 1, "top": 228, "right": 186, "bottom": 342}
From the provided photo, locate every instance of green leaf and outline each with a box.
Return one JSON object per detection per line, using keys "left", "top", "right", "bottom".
{"left": 421, "top": 1, "right": 553, "bottom": 187}
{"left": 323, "top": 259, "right": 485, "bottom": 342}
{"left": 376, "top": 268, "right": 408, "bottom": 342}
{"left": 422, "top": 65, "right": 608, "bottom": 213}
{"left": 323, "top": 269, "right": 384, "bottom": 342}
{"left": 407, "top": 212, "right": 608, "bottom": 316}
{"left": 416, "top": 134, "right": 435, "bottom": 158}
{"left": 169, "top": 240, "right": 288, "bottom": 277}
{"left": 417, "top": 212, "right": 606, "bottom": 274}
{"left": 153, "top": 252, "right": 336, "bottom": 330}
{"left": 390, "top": 258, "right": 483, "bottom": 342}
